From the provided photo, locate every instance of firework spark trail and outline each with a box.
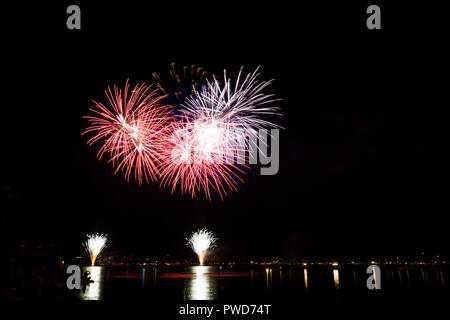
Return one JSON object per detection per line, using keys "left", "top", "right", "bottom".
{"left": 186, "top": 229, "right": 217, "bottom": 266}
{"left": 83, "top": 233, "right": 108, "bottom": 266}
{"left": 160, "top": 67, "right": 281, "bottom": 200}
{"left": 152, "top": 62, "right": 209, "bottom": 103}
{"left": 83, "top": 80, "right": 173, "bottom": 184}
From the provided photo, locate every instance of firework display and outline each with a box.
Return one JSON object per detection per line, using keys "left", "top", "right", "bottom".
{"left": 159, "top": 66, "right": 282, "bottom": 200}
{"left": 83, "top": 65, "right": 281, "bottom": 200}
{"left": 83, "top": 233, "right": 108, "bottom": 266}
{"left": 186, "top": 228, "right": 218, "bottom": 266}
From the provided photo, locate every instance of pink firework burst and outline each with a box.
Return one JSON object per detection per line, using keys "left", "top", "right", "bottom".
{"left": 159, "top": 115, "right": 248, "bottom": 201}
{"left": 83, "top": 80, "right": 173, "bottom": 184}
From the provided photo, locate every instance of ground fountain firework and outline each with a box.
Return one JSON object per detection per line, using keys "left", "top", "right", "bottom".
{"left": 186, "top": 229, "right": 218, "bottom": 266}
{"left": 83, "top": 233, "right": 108, "bottom": 266}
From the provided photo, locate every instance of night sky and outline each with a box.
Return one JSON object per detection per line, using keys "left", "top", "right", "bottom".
{"left": 2, "top": 2, "right": 449, "bottom": 261}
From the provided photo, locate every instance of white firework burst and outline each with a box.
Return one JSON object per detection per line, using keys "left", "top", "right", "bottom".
{"left": 180, "top": 66, "right": 282, "bottom": 149}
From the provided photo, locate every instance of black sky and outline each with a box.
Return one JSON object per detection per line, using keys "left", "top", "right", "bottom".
{"left": 2, "top": 1, "right": 449, "bottom": 260}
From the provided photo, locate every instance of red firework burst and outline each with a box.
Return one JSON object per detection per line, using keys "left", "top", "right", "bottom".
{"left": 83, "top": 80, "right": 173, "bottom": 184}
{"left": 158, "top": 116, "right": 248, "bottom": 201}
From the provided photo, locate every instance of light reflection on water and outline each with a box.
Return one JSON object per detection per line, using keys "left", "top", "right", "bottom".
{"left": 183, "top": 266, "right": 219, "bottom": 300}
{"left": 265, "top": 268, "right": 272, "bottom": 288}
{"left": 333, "top": 269, "right": 340, "bottom": 289}
{"left": 303, "top": 268, "right": 309, "bottom": 289}
{"left": 80, "top": 266, "right": 104, "bottom": 300}
{"left": 76, "top": 265, "right": 448, "bottom": 301}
